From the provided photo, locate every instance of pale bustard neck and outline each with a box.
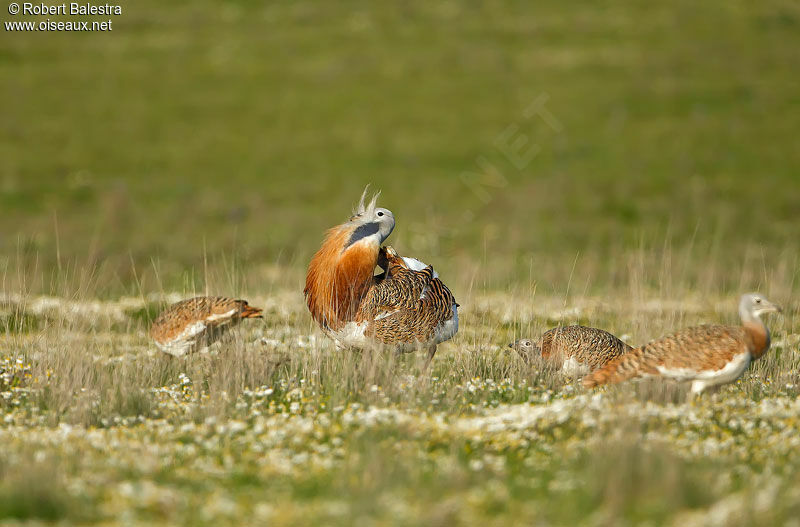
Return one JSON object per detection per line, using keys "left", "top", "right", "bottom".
{"left": 739, "top": 304, "right": 771, "bottom": 357}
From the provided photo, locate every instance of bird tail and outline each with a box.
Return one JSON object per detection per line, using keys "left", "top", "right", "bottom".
{"left": 582, "top": 347, "right": 649, "bottom": 388}
{"left": 238, "top": 301, "right": 263, "bottom": 319}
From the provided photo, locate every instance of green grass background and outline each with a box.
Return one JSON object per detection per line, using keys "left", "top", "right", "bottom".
{"left": 3, "top": 0, "right": 798, "bottom": 295}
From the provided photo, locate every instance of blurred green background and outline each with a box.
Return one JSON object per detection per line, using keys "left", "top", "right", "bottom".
{"left": 2, "top": 0, "right": 799, "bottom": 295}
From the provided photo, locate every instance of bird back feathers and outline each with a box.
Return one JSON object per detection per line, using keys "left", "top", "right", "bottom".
{"left": 581, "top": 324, "right": 754, "bottom": 388}
{"left": 356, "top": 250, "right": 457, "bottom": 346}
{"left": 150, "top": 296, "right": 262, "bottom": 355}
{"left": 539, "top": 325, "right": 633, "bottom": 370}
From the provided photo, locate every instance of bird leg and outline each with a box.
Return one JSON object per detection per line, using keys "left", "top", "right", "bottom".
{"left": 422, "top": 345, "right": 437, "bottom": 372}
{"left": 686, "top": 380, "right": 716, "bottom": 403}
{"left": 411, "top": 345, "right": 438, "bottom": 390}
{"left": 689, "top": 380, "right": 707, "bottom": 396}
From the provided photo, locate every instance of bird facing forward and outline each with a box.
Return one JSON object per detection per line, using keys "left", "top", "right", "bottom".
{"left": 150, "top": 296, "right": 263, "bottom": 357}
{"left": 510, "top": 325, "right": 634, "bottom": 376}
{"left": 582, "top": 293, "right": 782, "bottom": 394}
{"left": 304, "top": 190, "right": 458, "bottom": 360}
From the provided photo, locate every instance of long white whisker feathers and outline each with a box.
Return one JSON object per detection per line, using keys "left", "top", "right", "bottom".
{"left": 353, "top": 185, "right": 381, "bottom": 217}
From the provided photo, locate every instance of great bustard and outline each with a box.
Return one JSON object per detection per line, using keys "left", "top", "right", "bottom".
{"left": 150, "top": 296, "right": 263, "bottom": 357}
{"left": 582, "top": 293, "right": 781, "bottom": 394}
{"left": 304, "top": 190, "right": 458, "bottom": 362}
{"left": 510, "top": 325, "right": 634, "bottom": 376}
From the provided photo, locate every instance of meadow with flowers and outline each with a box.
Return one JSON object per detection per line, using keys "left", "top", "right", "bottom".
{"left": 1, "top": 285, "right": 798, "bottom": 525}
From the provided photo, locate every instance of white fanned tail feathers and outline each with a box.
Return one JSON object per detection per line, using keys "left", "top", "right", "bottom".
{"left": 400, "top": 257, "right": 439, "bottom": 278}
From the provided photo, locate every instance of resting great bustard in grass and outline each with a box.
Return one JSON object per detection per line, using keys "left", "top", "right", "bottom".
{"left": 510, "top": 325, "right": 634, "bottom": 376}
{"left": 582, "top": 293, "right": 781, "bottom": 394}
{"left": 150, "top": 296, "right": 263, "bottom": 357}
{"left": 304, "top": 191, "right": 458, "bottom": 361}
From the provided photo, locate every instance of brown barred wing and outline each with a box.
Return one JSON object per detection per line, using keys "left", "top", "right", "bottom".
{"left": 582, "top": 325, "right": 748, "bottom": 388}
{"left": 357, "top": 264, "right": 457, "bottom": 347}
{"left": 150, "top": 296, "right": 262, "bottom": 355}
{"left": 559, "top": 326, "right": 634, "bottom": 370}
{"left": 537, "top": 325, "right": 632, "bottom": 371}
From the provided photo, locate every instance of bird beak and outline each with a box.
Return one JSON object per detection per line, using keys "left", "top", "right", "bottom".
{"left": 765, "top": 301, "right": 783, "bottom": 314}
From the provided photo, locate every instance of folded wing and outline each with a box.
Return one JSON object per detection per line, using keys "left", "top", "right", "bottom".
{"left": 356, "top": 249, "right": 458, "bottom": 349}
{"left": 582, "top": 325, "right": 749, "bottom": 388}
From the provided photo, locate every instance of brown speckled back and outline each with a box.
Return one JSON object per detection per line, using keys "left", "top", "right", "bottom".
{"left": 356, "top": 249, "right": 457, "bottom": 348}
{"left": 538, "top": 325, "right": 632, "bottom": 370}
{"left": 583, "top": 324, "right": 757, "bottom": 388}
{"left": 150, "top": 296, "right": 262, "bottom": 356}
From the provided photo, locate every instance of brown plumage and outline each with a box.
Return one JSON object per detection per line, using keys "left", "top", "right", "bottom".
{"left": 150, "top": 296, "right": 263, "bottom": 357}
{"left": 510, "top": 326, "right": 633, "bottom": 375}
{"left": 357, "top": 246, "right": 458, "bottom": 352}
{"left": 304, "top": 191, "right": 458, "bottom": 359}
{"left": 582, "top": 293, "right": 782, "bottom": 394}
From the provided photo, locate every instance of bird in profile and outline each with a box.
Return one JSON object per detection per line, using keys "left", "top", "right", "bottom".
{"left": 304, "top": 189, "right": 458, "bottom": 362}
{"left": 582, "top": 293, "right": 782, "bottom": 394}
{"left": 150, "top": 296, "right": 263, "bottom": 357}
{"left": 509, "top": 326, "right": 633, "bottom": 376}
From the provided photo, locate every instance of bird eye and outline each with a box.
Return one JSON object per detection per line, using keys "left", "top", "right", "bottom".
{"left": 377, "top": 211, "right": 384, "bottom": 217}
{"left": 756, "top": 298, "right": 762, "bottom": 304}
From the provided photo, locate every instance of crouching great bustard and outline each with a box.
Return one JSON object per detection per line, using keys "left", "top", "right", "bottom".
{"left": 304, "top": 191, "right": 458, "bottom": 361}
{"left": 510, "top": 326, "right": 633, "bottom": 376}
{"left": 582, "top": 293, "right": 781, "bottom": 394}
{"left": 150, "top": 296, "right": 263, "bottom": 357}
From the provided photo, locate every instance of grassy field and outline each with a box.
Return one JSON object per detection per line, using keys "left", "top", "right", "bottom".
{"left": 0, "top": 291, "right": 798, "bottom": 525}
{"left": 2, "top": 0, "right": 800, "bottom": 525}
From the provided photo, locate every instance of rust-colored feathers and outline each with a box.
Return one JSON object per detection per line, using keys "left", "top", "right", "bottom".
{"left": 150, "top": 296, "right": 263, "bottom": 357}
{"left": 304, "top": 190, "right": 389, "bottom": 332}
{"left": 304, "top": 226, "right": 378, "bottom": 331}
{"left": 582, "top": 293, "right": 781, "bottom": 393}
{"left": 582, "top": 325, "right": 752, "bottom": 388}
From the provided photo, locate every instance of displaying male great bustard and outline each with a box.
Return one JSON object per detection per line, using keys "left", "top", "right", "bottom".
{"left": 304, "top": 191, "right": 459, "bottom": 361}
{"left": 582, "top": 293, "right": 781, "bottom": 394}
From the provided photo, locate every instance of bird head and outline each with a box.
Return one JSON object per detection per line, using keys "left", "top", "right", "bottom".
{"left": 346, "top": 193, "right": 395, "bottom": 249}
{"left": 305, "top": 188, "right": 394, "bottom": 330}
{"left": 739, "top": 293, "right": 782, "bottom": 323}
{"left": 508, "top": 338, "right": 541, "bottom": 357}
